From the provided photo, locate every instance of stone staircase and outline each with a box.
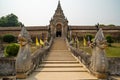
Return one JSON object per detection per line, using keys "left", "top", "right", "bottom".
{"left": 23, "top": 37, "right": 97, "bottom": 80}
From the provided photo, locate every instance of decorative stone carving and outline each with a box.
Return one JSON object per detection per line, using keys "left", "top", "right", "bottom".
{"left": 90, "top": 28, "right": 108, "bottom": 78}
{"left": 108, "top": 58, "right": 120, "bottom": 75}
{"left": 16, "top": 26, "right": 32, "bottom": 73}
{"left": 0, "top": 63, "right": 14, "bottom": 76}
{"left": 0, "top": 58, "right": 16, "bottom": 76}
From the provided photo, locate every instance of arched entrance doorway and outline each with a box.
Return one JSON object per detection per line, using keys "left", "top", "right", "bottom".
{"left": 56, "top": 24, "right": 62, "bottom": 37}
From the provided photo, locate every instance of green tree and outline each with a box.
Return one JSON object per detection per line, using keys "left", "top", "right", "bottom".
{"left": 106, "top": 35, "right": 114, "bottom": 46}
{"left": 99, "top": 24, "right": 105, "bottom": 27}
{"left": 0, "top": 13, "right": 24, "bottom": 27}
{"left": 108, "top": 24, "right": 115, "bottom": 27}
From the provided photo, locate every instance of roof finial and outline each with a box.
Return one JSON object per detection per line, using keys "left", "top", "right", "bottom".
{"left": 58, "top": 0, "right": 60, "bottom": 5}
{"left": 56, "top": 0, "right": 62, "bottom": 10}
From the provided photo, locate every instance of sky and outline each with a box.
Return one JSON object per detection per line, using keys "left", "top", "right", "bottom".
{"left": 0, "top": 0, "right": 120, "bottom": 26}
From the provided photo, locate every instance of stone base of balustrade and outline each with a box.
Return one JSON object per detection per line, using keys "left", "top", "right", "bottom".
{"left": 16, "top": 72, "right": 28, "bottom": 79}
{"left": 92, "top": 71, "right": 108, "bottom": 79}
{"left": 16, "top": 64, "right": 33, "bottom": 79}
{"left": 0, "top": 76, "right": 16, "bottom": 80}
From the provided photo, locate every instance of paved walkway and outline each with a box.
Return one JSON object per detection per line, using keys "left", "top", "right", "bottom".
{"left": 21, "top": 37, "right": 97, "bottom": 80}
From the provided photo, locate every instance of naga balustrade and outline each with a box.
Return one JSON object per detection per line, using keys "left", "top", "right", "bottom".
{"left": 65, "top": 38, "right": 91, "bottom": 68}
{"left": 68, "top": 29, "right": 110, "bottom": 79}
{"left": 68, "top": 40, "right": 120, "bottom": 79}
{"left": 16, "top": 37, "right": 53, "bottom": 79}
{"left": 31, "top": 46, "right": 50, "bottom": 71}
{"left": 29, "top": 37, "right": 53, "bottom": 75}
{"left": 69, "top": 46, "right": 91, "bottom": 69}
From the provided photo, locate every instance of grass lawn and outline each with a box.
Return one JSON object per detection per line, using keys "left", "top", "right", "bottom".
{"left": 80, "top": 43, "right": 120, "bottom": 57}
{"left": 106, "top": 43, "right": 120, "bottom": 57}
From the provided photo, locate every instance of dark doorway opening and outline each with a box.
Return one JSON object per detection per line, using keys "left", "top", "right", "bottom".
{"left": 56, "top": 24, "right": 62, "bottom": 37}
{"left": 56, "top": 31, "right": 62, "bottom": 37}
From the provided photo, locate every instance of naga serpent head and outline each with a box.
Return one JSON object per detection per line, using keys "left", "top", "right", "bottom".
{"left": 90, "top": 28, "right": 107, "bottom": 49}
{"left": 18, "top": 26, "right": 32, "bottom": 46}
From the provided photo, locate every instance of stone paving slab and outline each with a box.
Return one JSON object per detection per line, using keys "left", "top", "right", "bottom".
{"left": 42, "top": 61, "right": 79, "bottom": 64}
{"left": 20, "top": 72, "right": 98, "bottom": 80}
{"left": 39, "top": 63, "right": 83, "bottom": 67}
{"left": 35, "top": 67, "right": 87, "bottom": 72}
{"left": 45, "top": 51, "right": 76, "bottom": 61}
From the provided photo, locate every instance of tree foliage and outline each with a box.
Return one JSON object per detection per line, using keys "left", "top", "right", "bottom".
{"left": 99, "top": 24, "right": 105, "bottom": 27}
{"left": 107, "top": 24, "right": 115, "bottom": 27}
{"left": 0, "top": 13, "right": 24, "bottom": 27}
{"left": 96, "top": 24, "right": 116, "bottom": 27}
{"left": 106, "top": 35, "right": 114, "bottom": 46}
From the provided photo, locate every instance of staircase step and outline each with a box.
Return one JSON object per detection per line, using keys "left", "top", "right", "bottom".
{"left": 39, "top": 63, "right": 83, "bottom": 68}
{"left": 50, "top": 50, "right": 69, "bottom": 52}
{"left": 27, "top": 72, "right": 97, "bottom": 80}
{"left": 42, "top": 61, "right": 79, "bottom": 64}
{"left": 44, "top": 57, "right": 76, "bottom": 61}
{"left": 48, "top": 51, "right": 72, "bottom": 54}
{"left": 35, "top": 67, "right": 87, "bottom": 72}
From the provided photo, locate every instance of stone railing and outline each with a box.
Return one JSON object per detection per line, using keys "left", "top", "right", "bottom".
{"left": 28, "top": 37, "right": 53, "bottom": 76}
{"left": 0, "top": 57, "right": 16, "bottom": 79}
{"left": 69, "top": 46, "right": 91, "bottom": 69}
{"left": 68, "top": 43, "right": 120, "bottom": 79}
{"left": 31, "top": 46, "right": 50, "bottom": 71}
{"left": 66, "top": 38, "right": 91, "bottom": 69}
{"left": 108, "top": 57, "right": 120, "bottom": 76}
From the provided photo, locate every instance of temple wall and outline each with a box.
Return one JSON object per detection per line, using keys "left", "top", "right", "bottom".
{"left": 0, "top": 27, "right": 120, "bottom": 41}
{"left": 0, "top": 30, "right": 48, "bottom": 38}
{"left": 70, "top": 29, "right": 120, "bottom": 41}
{"left": 71, "top": 29, "right": 120, "bottom": 36}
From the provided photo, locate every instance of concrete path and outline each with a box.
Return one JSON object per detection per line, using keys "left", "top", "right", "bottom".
{"left": 21, "top": 37, "right": 97, "bottom": 80}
